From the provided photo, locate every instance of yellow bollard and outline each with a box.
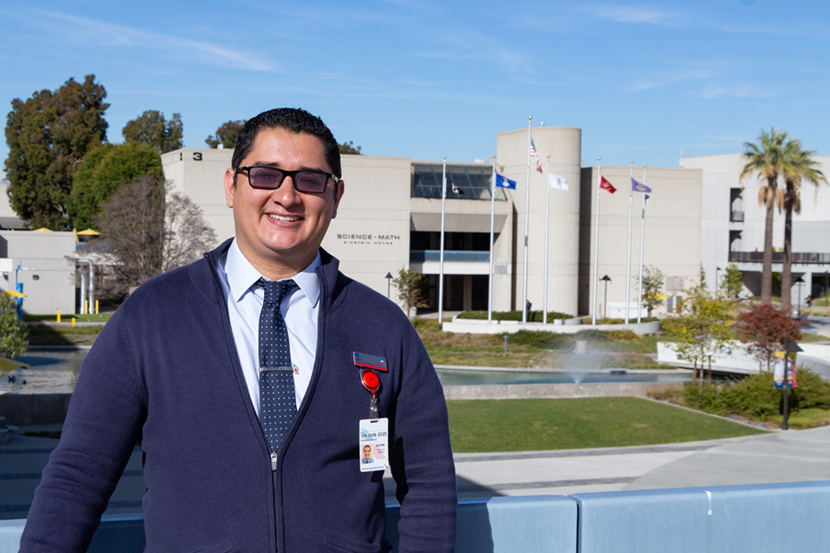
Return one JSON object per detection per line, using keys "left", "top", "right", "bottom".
{"left": 71, "top": 318, "right": 76, "bottom": 327}
{"left": 57, "top": 309, "right": 61, "bottom": 323}
{"left": 84, "top": 300, "right": 88, "bottom": 315}
{"left": 95, "top": 300, "right": 99, "bottom": 315}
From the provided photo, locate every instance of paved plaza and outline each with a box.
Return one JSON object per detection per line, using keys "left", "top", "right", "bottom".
{"left": 3, "top": 421, "right": 830, "bottom": 519}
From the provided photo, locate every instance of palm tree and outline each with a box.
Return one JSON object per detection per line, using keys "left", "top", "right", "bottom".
{"left": 780, "top": 142, "right": 827, "bottom": 310}
{"left": 740, "top": 128, "right": 789, "bottom": 304}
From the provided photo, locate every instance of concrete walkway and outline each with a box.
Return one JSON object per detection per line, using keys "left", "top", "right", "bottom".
{"left": 3, "top": 422, "right": 830, "bottom": 519}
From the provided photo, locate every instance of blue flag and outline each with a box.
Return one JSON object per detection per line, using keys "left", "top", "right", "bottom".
{"left": 496, "top": 173, "right": 517, "bottom": 190}
{"left": 631, "top": 178, "right": 652, "bottom": 193}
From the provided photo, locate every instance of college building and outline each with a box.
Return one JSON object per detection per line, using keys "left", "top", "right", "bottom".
{"left": 2, "top": 125, "right": 828, "bottom": 317}
{"left": 160, "top": 126, "right": 830, "bottom": 318}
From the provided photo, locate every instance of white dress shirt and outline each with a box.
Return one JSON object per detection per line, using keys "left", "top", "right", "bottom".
{"left": 217, "top": 239, "right": 320, "bottom": 415}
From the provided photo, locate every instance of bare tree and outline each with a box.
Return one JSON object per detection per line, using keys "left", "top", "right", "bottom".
{"left": 93, "top": 176, "right": 216, "bottom": 299}
{"left": 96, "top": 175, "right": 165, "bottom": 294}
{"left": 163, "top": 193, "right": 217, "bottom": 272}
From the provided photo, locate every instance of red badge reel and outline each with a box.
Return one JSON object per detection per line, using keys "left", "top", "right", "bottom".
{"left": 360, "top": 369, "right": 380, "bottom": 418}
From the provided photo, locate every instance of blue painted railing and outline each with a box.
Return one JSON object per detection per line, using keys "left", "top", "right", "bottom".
{"left": 2, "top": 481, "right": 828, "bottom": 552}
{"left": 410, "top": 250, "right": 491, "bottom": 263}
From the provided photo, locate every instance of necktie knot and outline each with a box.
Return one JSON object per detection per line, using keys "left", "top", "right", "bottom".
{"left": 259, "top": 278, "right": 297, "bottom": 306}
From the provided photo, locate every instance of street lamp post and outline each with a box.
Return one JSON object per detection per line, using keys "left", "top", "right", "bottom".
{"left": 600, "top": 275, "right": 611, "bottom": 320}
{"left": 385, "top": 272, "right": 393, "bottom": 299}
{"left": 715, "top": 266, "right": 721, "bottom": 291}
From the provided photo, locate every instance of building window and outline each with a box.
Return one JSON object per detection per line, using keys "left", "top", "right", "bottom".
{"left": 411, "top": 163, "right": 507, "bottom": 201}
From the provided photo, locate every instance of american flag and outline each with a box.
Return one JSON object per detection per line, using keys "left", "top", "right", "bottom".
{"left": 529, "top": 137, "right": 543, "bottom": 173}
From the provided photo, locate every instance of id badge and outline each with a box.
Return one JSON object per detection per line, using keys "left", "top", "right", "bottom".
{"left": 359, "top": 418, "right": 389, "bottom": 472}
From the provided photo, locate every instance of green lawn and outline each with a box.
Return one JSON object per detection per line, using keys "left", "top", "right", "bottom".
{"left": 24, "top": 313, "right": 113, "bottom": 323}
{"left": 447, "top": 397, "right": 766, "bottom": 453}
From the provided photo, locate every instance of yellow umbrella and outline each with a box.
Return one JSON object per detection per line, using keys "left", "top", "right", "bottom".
{"left": 32, "top": 228, "right": 53, "bottom": 232}
{"left": 76, "top": 229, "right": 101, "bottom": 236}
{"left": 0, "top": 356, "right": 29, "bottom": 372}
{"left": 3, "top": 290, "right": 26, "bottom": 298}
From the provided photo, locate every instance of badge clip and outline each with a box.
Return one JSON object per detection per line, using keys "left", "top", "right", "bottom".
{"left": 360, "top": 369, "right": 380, "bottom": 418}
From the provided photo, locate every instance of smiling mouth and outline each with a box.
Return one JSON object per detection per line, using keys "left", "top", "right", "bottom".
{"left": 268, "top": 214, "right": 301, "bottom": 222}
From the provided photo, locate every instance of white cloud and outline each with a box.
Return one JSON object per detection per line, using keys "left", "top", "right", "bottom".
{"left": 31, "top": 10, "right": 277, "bottom": 72}
{"left": 584, "top": 5, "right": 683, "bottom": 26}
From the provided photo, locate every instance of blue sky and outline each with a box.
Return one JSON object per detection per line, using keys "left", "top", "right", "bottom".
{"left": 1, "top": 0, "right": 828, "bottom": 169}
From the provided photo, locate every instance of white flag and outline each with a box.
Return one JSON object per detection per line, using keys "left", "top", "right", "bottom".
{"left": 548, "top": 173, "right": 568, "bottom": 191}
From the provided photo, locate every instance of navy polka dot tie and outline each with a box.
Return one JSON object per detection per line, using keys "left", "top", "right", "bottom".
{"left": 258, "top": 278, "right": 298, "bottom": 455}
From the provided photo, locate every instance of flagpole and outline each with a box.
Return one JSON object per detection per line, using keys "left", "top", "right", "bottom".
{"left": 438, "top": 156, "right": 446, "bottom": 323}
{"left": 543, "top": 155, "right": 551, "bottom": 326}
{"left": 637, "top": 164, "right": 647, "bottom": 323}
{"left": 591, "top": 157, "right": 601, "bottom": 325}
{"left": 522, "top": 116, "right": 531, "bottom": 324}
{"left": 625, "top": 160, "right": 634, "bottom": 324}
{"left": 488, "top": 155, "right": 496, "bottom": 325}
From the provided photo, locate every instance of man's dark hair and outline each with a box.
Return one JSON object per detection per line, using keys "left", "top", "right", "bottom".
{"left": 232, "top": 108, "right": 341, "bottom": 178}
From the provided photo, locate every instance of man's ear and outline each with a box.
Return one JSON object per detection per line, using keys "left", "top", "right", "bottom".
{"left": 332, "top": 179, "right": 345, "bottom": 219}
{"left": 223, "top": 168, "right": 236, "bottom": 208}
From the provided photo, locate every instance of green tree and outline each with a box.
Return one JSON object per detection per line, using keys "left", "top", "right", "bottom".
{"left": 4, "top": 75, "right": 109, "bottom": 229}
{"left": 0, "top": 296, "right": 28, "bottom": 360}
{"left": 338, "top": 141, "right": 362, "bottom": 155}
{"left": 68, "top": 143, "right": 163, "bottom": 230}
{"left": 392, "top": 268, "right": 428, "bottom": 316}
{"left": 740, "top": 128, "right": 788, "bottom": 305}
{"left": 633, "top": 265, "right": 664, "bottom": 317}
{"left": 122, "top": 110, "right": 183, "bottom": 154}
{"left": 662, "top": 271, "right": 735, "bottom": 384}
{"left": 721, "top": 264, "right": 743, "bottom": 299}
{"left": 779, "top": 141, "right": 827, "bottom": 310}
{"left": 205, "top": 120, "right": 245, "bottom": 149}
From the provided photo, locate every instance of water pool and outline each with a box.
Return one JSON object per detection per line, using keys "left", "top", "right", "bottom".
{"left": 1, "top": 349, "right": 691, "bottom": 395}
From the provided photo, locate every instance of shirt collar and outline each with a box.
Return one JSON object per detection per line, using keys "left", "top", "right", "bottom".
{"left": 225, "top": 239, "right": 321, "bottom": 307}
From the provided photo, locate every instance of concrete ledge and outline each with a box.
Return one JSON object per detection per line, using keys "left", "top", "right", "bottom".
{"left": 4, "top": 482, "right": 829, "bottom": 553}
{"left": 0, "top": 394, "right": 72, "bottom": 426}
{"left": 444, "top": 382, "right": 681, "bottom": 400}
{"left": 444, "top": 319, "right": 660, "bottom": 336}
{"left": 572, "top": 480, "right": 830, "bottom": 553}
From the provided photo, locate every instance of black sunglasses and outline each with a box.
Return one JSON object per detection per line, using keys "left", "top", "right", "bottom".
{"left": 235, "top": 166, "right": 338, "bottom": 194}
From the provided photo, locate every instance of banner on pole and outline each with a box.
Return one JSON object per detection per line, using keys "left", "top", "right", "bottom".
{"left": 774, "top": 352, "right": 798, "bottom": 389}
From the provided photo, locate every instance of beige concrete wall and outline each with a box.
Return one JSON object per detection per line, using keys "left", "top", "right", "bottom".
{"left": 496, "top": 126, "right": 582, "bottom": 316}
{"left": 161, "top": 148, "right": 234, "bottom": 247}
{"left": 578, "top": 166, "right": 702, "bottom": 317}
{"left": 322, "top": 155, "right": 412, "bottom": 299}
{"left": 0, "top": 231, "right": 76, "bottom": 314}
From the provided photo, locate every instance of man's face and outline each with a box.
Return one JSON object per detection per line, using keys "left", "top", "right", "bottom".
{"left": 363, "top": 446, "right": 371, "bottom": 460}
{"left": 224, "top": 128, "right": 344, "bottom": 277}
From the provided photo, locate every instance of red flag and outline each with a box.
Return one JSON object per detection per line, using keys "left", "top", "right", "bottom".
{"left": 600, "top": 176, "right": 616, "bottom": 193}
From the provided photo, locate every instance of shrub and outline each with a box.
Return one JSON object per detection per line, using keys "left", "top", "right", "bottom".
{"left": 458, "top": 310, "right": 572, "bottom": 322}
{"left": 682, "top": 384, "right": 727, "bottom": 415}
{"left": 680, "top": 368, "right": 830, "bottom": 421}
{"left": 496, "top": 330, "right": 571, "bottom": 349}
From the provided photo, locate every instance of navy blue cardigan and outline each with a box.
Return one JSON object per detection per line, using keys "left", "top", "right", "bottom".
{"left": 21, "top": 241, "right": 457, "bottom": 552}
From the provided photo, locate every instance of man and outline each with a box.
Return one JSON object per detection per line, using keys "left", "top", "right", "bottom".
{"left": 363, "top": 445, "right": 374, "bottom": 464}
{"left": 21, "top": 108, "right": 457, "bottom": 552}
